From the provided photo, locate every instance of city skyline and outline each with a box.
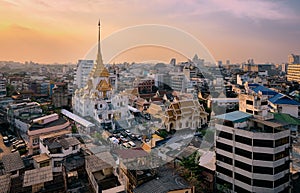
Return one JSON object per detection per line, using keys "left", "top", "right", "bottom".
{"left": 1, "top": 0, "right": 300, "bottom": 64}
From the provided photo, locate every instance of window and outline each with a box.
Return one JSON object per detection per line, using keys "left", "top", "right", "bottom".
{"left": 235, "top": 135, "right": 252, "bottom": 146}
{"left": 246, "top": 100, "right": 253, "bottom": 105}
{"left": 253, "top": 166, "right": 273, "bottom": 175}
{"left": 261, "top": 101, "right": 268, "bottom": 105}
{"left": 235, "top": 147, "right": 252, "bottom": 159}
{"left": 40, "top": 161, "right": 50, "bottom": 168}
{"left": 235, "top": 160, "right": 252, "bottom": 172}
{"left": 275, "top": 137, "right": 289, "bottom": 147}
{"left": 253, "top": 152, "right": 273, "bottom": 161}
{"left": 216, "top": 153, "right": 232, "bottom": 165}
{"left": 72, "top": 145, "right": 78, "bottom": 150}
{"left": 235, "top": 173, "right": 251, "bottom": 185}
{"left": 217, "top": 165, "right": 232, "bottom": 177}
{"left": 253, "top": 139, "right": 273, "bottom": 148}
{"left": 234, "top": 185, "right": 252, "bottom": 193}
{"left": 216, "top": 142, "right": 233, "bottom": 153}
{"left": 275, "top": 162, "right": 289, "bottom": 174}
{"left": 217, "top": 131, "right": 232, "bottom": 140}
{"left": 275, "top": 149, "right": 289, "bottom": 161}
{"left": 32, "top": 138, "right": 39, "bottom": 145}
{"left": 54, "top": 161, "right": 61, "bottom": 167}
{"left": 253, "top": 179, "right": 273, "bottom": 188}
{"left": 274, "top": 174, "right": 289, "bottom": 187}
{"left": 246, "top": 109, "right": 253, "bottom": 114}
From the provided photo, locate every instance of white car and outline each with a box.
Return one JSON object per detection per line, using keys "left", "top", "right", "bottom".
{"left": 128, "top": 141, "right": 136, "bottom": 147}
{"left": 122, "top": 142, "right": 131, "bottom": 148}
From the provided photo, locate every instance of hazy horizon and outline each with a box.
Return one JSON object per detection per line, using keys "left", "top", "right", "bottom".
{"left": 1, "top": 0, "right": 300, "bottom": 64}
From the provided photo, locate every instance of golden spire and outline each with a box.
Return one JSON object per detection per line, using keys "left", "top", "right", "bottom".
{"left": 90, "top": 19, "right": 110, "bottom": 77}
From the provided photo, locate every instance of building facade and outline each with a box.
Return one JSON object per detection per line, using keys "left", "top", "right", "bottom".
{"left": 214, "top": 111, "right": 290, "bottom": 193}
{"left": 74, "top": 59, "right": 94, "bottom": 89}
{"left": 287, "top": 63, "right": 300, "bottom": 83}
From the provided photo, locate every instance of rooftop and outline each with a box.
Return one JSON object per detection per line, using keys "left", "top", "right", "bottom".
{"left": 273, "top": 113, "right": 300, "bottom": 126}
{"left": 2, "top": 152, "right": 25, "bottom": 172}
{"left": 116, "top": 148, "right": 149, "bottom": 160}
{"left": 0, "top": 174, "right": 11, "bottom": 193}
{"left": 61, "top": 109, "right": 95, "bottom": 128}
{"left": 23, "top": 166, "right": 53, "bottom": 187}
{"left": 58, "top": 137, "right": 80, "bottom": 149}
{"left": 86, "top": 154, "right": 113, "bottom": 173}
{"left": 269, "top": 93, "right": 300, "bottom": 105}
{"left": 32, "top": 153, "right": 50, "bottom": 163}
{"left": 29, "top": 117, "right": 68, "bottom": 131}
{"left": 133, "top": 165, "right": 191, "bottom": 193}
{"left": 214, "top": 111, "right": 252, "bottom": 123}
{"left": 252, "top": 85, "right": 278, "bottom": 96}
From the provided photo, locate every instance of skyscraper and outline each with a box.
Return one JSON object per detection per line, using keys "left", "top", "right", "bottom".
{"left": 74, "top": 59, "right": 94, "bottom": 89}
{"left": 287, "top": 54, "right": 300, "bottom": 83}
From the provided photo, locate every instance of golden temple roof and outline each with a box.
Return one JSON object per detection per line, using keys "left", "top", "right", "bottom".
{"left": 90, "top": 20, "right": 110, "bottom": 78}
{"left": 97, "top": 79, "right": 112, "bottom": 92}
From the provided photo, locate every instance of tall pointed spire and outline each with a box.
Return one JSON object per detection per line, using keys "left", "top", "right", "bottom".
{"left": 90, "top": 19, "right": 109, "bottom": 78}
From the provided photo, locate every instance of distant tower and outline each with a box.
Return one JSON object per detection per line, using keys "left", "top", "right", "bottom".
{"left": 170, "top": 58, "right": 176, "bottom": 66}
{"left": 288, "top": 53, "right": 300, "bottom": 64}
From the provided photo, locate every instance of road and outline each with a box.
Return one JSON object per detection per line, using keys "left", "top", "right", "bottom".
{"left": 0, "top": 133, "right": 12, "bottom": 160}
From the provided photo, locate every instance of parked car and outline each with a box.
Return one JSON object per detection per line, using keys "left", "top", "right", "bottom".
{"left": 128, "top": 141, "right": 136, "bottom": 147}
{"left": 122, "top": 142, "right": 131, "bottom": 148}
{"left": 11, "top": 148, "right": 18, "bottom": 153}
{"left": 3, "top": 136, "right": 9, "bottom": 145}
{"left": 125, "top": 130, "right": 131, "bottom": 135}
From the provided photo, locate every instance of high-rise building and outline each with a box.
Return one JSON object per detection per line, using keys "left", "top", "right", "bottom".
{"left": 214, "top": 111, "right": 290, "bottom": 193}
{"left": 214, "top": 94, "right": 291, "bottom": 193}
{"left": 287, "top": 63, "right": 300, "bottom": 83}
{"left": 0, "top": 78, "right": 6, "bottom": 98}
{"left": 74, "top": 59, "right": 94, "bottom": 89}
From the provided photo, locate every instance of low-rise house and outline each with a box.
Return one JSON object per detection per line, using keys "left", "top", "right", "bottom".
{"left": 23, "top": 166, "right": 53, "bottom": 193}
{"left": 86, "top": 153, "right": 124, "bottom": 193}
{"left": 0, "top": 174, "right": 11, "bottom": 193}
{"left": 269, "top": 93, "right": 300, "bottom": 118}
{"left": 133, "top": 164, "right": 194, "bottom": 193}
{"left": 39, "top": 136, "right": 80, "bottom": 173}
{"left": 2, "top": 152, "right": 25, "bottom": 178}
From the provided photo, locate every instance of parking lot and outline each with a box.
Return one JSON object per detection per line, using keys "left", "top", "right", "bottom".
{"left": 0, "top": 133, "right": 12, "bottom": 159}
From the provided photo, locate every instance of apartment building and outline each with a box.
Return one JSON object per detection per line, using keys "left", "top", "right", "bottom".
{"left": 214, "top": 111, "right": 290, "bottom": 193}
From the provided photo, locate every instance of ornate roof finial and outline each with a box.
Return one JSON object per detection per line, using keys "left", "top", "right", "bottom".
{"left": 89, "top": 19, "right": 110, "bottom": 77}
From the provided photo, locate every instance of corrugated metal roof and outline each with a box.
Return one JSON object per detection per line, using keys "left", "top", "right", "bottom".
{"left": 61, "top": 109, "right": 95, "bottom": 128}
{"left": 2, "top": 152, "right": 24, "bottom": 172}
{"left": 252, "top": 85, "right": 278, "bottom": 96}
{"left": 0, "top": 174, "right": 11, "bottom": 193}
{"left": 214, "top": 111, "right": 252, "bottom": 123}
{"left": 23, "top": 166, "right": 53, "bottom": 187}
{"left": 269, "top": 93, "right": 300, "bottom": 105}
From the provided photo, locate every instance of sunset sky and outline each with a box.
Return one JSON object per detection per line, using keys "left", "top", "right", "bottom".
{"left": 1, "top": 0, "right": 300, "bottom": 64}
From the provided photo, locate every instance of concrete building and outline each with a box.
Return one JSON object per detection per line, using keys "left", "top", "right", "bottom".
{"left": 214, "top": 111, "right": 290, "bottom": 193}
{"left": 39, "top": 136, "right": 80, "bottom": 173}
{"left": 268, "top": 93, "right": 300, "bottom": 118}
{"left": 85, "top": 153, "right": 123, "bottom": 193}
{"left": 0, "top": 78, "right": 6, "bottom": 98}
{"left": 52, "top": 82, "right": 69, "bottom": 108}
{"left": 239, "top": 93, "right": 271, "bottom": 119}
{"left": 27, "top": 113, "right": 71, "bottom": 155}
{"left": 287, "top": 63, "right": 300, "bottom": 83}
{"left": 7, "top": 102, "right": 42, "bottom": 132}
{"left": 74, "top": 59, "right": 94, "bottom": 89}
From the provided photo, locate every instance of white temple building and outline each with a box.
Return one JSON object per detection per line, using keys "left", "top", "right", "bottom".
{"left": 73, "top": 21, "right": 129, "bottom": 130}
